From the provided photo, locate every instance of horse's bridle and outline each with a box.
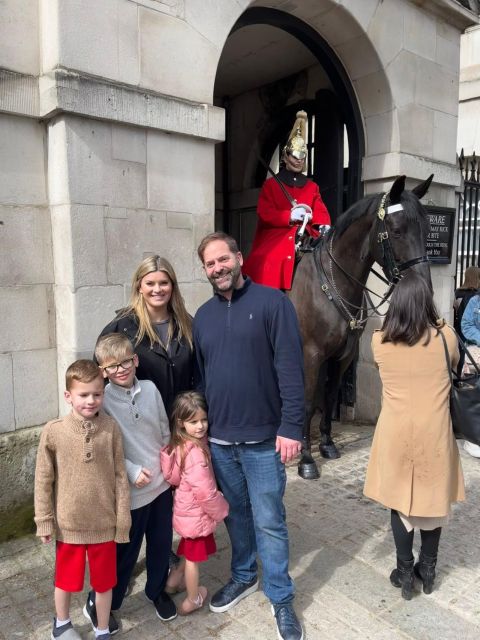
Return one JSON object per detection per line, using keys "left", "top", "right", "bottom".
{"left": 374, "top": 193, "right": 429, "bottom": 284}
{"left": 314, "top": 192, "right": 430, "bottom": 330}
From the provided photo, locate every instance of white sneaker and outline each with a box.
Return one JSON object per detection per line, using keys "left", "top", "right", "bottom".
{"left": 464, "top": 440, "right": 480, "bottom": 458}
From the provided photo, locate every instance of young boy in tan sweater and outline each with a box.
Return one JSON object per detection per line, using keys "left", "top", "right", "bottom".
{"left": 34, "top": 360, "right": 131, "bottom": 640}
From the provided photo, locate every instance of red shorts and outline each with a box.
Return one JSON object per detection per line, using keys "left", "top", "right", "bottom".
{"left": 55, "top": 541, "right": 117, "bottom": 593}
{"left": 177, "top": 533, "right": 216, "bottom": 562}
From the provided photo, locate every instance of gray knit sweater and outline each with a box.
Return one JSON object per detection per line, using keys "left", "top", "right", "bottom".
{"left": 103, "top": 378, "right": 171, "bottom": 510}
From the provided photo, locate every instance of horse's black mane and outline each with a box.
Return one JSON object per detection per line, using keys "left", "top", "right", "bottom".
{"left": 333, "top": 189, "right": 429, "bottom": 238}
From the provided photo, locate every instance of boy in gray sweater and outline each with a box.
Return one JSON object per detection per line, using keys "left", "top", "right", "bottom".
{"left": 84, "top": 333, "right": 176, "bottom": 635}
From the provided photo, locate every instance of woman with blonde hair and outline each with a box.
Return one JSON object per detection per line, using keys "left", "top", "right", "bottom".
{"left": 97, "top": 254, "right": 194, "bottom": 415}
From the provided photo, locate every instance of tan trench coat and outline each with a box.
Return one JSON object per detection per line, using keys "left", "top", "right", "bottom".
{"left": 364, "top": 325, "right": 465, "bottom": 517}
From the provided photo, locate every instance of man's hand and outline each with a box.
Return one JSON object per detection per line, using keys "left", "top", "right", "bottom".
{"left": 135, "top": 468, "right": 152, "bottom": 488}
{"left": 41, "top": 535, "right": 51, "bottom": 544}
{"left": 275, "top": 435, "right": 303, "bottom": 464}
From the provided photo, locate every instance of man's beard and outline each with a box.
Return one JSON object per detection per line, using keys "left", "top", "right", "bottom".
{"left": 208, "top": 261, "right": 241, "bottom": 294}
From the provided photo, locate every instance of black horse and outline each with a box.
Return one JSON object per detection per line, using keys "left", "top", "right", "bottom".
{"left": 289, "top": 175, "right": 433, "bottom": 479}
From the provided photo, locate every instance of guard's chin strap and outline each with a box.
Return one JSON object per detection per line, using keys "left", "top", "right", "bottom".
{"left": 375, "top": 193, "right": 429, "bottom": 284}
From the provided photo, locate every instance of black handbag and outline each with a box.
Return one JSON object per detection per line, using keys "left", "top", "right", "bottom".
{"left": 439, "top": 327, "right": 480, "bottom": 445}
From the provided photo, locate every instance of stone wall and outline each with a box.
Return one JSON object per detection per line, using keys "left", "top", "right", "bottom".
{"left": 458, "top": 24, "right": 480, "bottom": 155}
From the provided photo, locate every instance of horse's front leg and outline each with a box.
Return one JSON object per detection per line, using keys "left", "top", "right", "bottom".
{"left": 298, "top": 348, "right": 322, "bottom": 479}
{"left": 319, "top": 359, "right": 342, "bottom": 459}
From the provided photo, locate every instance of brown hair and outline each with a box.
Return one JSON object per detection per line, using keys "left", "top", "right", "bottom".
{"left": 65, "top": 359, "right": 102, "bottom": 391}
{"left": 167, "top": 391, "right": 210, "bottom": 469}
{"left": 460, "top": 265, "right": 480, "bottom": 290}
{"left": 381, "top": 271, "right": 441, "bottom": 346}
{"left": 119, "top": 255, "right": 192, "bottom": 349}
{"left": 95, "top": 333, "right": 134, "bottom": 366}
{"left": 197, "top": 232, "right": 240, "bottom": 262}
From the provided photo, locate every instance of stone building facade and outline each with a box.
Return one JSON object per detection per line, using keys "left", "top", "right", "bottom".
{"left": 458, "top": 21, "right": 480, "bottom": 158}
{"left": 0, "top": 0, "right": 478, "bottom": 534}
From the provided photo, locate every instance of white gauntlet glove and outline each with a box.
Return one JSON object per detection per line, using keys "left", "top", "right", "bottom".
{"left": 290, "top": 204, "right": 312, "bottom": 223}
{"left": 317, "top": 224, "right": 331, "bottom": 235}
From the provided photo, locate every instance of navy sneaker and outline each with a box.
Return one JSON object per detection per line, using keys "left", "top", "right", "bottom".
{"left": 51, "top": 619, "right": 81, "bottom": 639}
{"left": 153, "top": 591, "right": 177, "bottom": 621}
{"left": 209, "top": 578, "right": 258, "bottom": 613}
{"left": 272, "top": 604, "right": 304, "bottom": 640}
{"left": 83, "top": 591, "right": 119, "bottom": 635}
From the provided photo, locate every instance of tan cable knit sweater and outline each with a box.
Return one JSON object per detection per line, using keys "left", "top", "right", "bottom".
{"left": 34, "top": 411, "right": 131, "bottom": 544}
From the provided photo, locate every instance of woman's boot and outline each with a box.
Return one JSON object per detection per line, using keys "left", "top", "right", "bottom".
{"left": 390, "top": 557, "right": 415, "bottom": 600}
{"left": 414, "top": 551, "right": 437, "bottom": 594}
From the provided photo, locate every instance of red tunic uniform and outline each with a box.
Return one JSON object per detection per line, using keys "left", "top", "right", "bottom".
{"left": 243, "top": 171, "right": 330, "bottom": 289}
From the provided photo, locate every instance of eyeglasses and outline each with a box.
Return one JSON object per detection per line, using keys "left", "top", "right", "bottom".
{"left": 100, "top": 357, "right": 135, "bottom": 375}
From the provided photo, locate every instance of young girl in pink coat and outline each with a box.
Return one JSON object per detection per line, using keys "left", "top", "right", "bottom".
{"left": 160, "top": 391, "right": 229, "bottom": 614}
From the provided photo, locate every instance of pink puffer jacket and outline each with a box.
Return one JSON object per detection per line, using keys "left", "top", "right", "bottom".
{"left": 160, "top": 440, "right": 229, "bottom": 539}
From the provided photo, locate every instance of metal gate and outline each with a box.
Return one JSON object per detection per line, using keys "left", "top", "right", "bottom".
{"left": 457, "top": 149, "right": 480, "bottom": 286}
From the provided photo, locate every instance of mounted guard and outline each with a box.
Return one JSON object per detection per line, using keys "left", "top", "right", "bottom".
{"left": 243, "top": 110, "right": 331, "bottom": 290}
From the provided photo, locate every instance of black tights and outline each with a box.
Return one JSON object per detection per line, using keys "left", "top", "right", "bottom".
{"left": 390, "top": 510, "right": 442, "bottom": 561}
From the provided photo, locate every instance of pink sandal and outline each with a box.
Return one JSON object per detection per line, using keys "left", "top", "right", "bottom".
{"left": 178, "top": 586, "right": 208, "bottom": 615}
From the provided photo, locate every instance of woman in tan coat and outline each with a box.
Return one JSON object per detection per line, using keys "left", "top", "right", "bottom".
{"left": 364, "top": 271, "right": 465, "bottom": 600}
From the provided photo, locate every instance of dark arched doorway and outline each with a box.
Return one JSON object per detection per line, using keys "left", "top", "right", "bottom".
{"left": 214, "top": 7, "right": 365, "bottom": 256}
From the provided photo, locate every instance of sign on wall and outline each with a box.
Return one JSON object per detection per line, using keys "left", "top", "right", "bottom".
{"left": 424, "top": 206, "right": 455, "bottom": 265}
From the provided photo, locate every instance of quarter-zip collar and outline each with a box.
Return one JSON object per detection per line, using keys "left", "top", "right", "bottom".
{"left": 214, "top": 276, "right": 252, "bottom": 303}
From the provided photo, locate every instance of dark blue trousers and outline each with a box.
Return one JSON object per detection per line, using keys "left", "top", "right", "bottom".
{"left": 112, "top": 488, "right": 173, "bottom": 610}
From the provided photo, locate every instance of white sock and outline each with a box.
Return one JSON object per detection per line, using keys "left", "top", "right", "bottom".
{"left": 95, "top": 629, "right": 110, "bottom": 638}
{"left": 55, "top": 618, "right": 70, "bottom": 628}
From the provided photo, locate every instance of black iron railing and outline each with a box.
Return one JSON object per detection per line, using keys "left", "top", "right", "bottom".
{"left": 457, "top": 149, "right": 480, "bottom": 286}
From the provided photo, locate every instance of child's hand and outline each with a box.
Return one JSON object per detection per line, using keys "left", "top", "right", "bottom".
{"left": 41, "top": 535, "right": 52, "bottom": 544}
{"left": 135, "top": 468, "right": 152, "bottom": 488}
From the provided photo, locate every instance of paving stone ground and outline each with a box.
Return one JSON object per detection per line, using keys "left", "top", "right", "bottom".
{"left": 1, "top": 423, "right": 480, "bottom": 639}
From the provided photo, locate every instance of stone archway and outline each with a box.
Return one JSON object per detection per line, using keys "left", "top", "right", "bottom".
{"left": 211, "top": 1, "right": 398, "bottom": 245}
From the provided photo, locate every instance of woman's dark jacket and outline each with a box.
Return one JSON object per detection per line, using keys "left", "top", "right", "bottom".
{"left": 98, "top": 313, "right": 194, "bottom": 415}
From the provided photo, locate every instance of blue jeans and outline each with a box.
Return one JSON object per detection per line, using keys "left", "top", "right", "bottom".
{"left": 210, "top": 439, "right": 294, "bottom": 605}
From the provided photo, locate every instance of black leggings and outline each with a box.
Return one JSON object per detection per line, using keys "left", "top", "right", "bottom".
{"left": 391, "top": 510, "right": 442, "bottom": 561}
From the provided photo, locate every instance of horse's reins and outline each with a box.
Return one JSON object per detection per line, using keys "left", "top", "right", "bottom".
{"left": 315, "top": 192, "right": 429, "bottom": 329}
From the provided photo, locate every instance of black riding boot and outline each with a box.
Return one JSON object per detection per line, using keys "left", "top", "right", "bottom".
{"left": 414, "top": 551, "right": 437, "bottom": 594}
{"left": 390, "top": 557, "right": 415, "bottom": 600}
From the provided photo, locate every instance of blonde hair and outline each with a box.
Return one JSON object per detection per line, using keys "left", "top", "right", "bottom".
{"left": 167, "top": 392, "right": 210, "bottom": 469}
{"left": 460, "top": 266, "right": 480, "bottom": 290}
{"left": 119, "top": 255, "right": 193, "bottom": 349}
{"left": 95, "top": 333, "right": 134, "bottom": 366}
{"left": 65, "top": 359, "right": 102, "bottom": 391}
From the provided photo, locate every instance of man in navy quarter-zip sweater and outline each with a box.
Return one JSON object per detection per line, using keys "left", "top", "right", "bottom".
{"left": 193, "top": 232, "right": 305, "bottom": 640}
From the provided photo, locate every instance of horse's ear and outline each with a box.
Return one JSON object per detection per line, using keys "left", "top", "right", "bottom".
{"left": 388, "top": 175, "right": 406, "bottom": 204}
{"left": 411, "top": 174, "right": 434, "bottom": 200}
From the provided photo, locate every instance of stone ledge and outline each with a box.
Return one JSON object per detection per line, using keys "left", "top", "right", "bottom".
{"left": 1, "top": 68, "right": 225, "bottom": 142}
{"left": 0, "top": 69, "right": 39, "bottom": 118}
{"left": 39, "top": 68, "right": 225, "bottom": 142}
{"left": 363, "top": 152, "right": 459, "bottom": 187}
{"left": 411, "top": 0, "right": 479, "bottom": 30}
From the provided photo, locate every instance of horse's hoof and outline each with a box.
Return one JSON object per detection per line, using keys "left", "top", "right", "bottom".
{"left": 298, "top": 460, "right": 320, "bottom": 479}
{"left": 319, "top": 443, "right": 341, "bottom": 459}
